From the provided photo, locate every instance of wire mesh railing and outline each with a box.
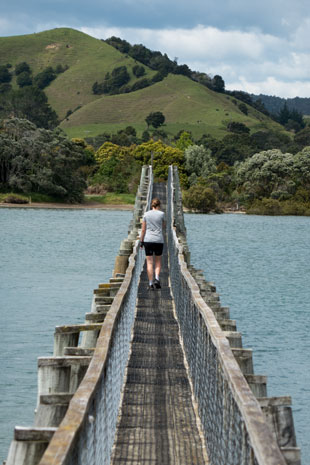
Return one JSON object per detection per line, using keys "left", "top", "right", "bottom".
{"left": 37, "top": 167, "right": 153, "bottom": 465}
{"left": 167, "top": 165, "right": 288, "bottom": 465}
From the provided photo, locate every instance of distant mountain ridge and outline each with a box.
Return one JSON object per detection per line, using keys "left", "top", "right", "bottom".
{"left": 251, "top": 94, "right": 310, "bottom": 116}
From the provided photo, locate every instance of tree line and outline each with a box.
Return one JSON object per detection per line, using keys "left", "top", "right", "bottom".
{"left": 84, "top": 124, "right": 310, "bottom": 215}
{"left": 0, "top": 61, "right": 65, "bottom": 129}
{"left": 1, "top": 116, "right": 310, "bottom": 214}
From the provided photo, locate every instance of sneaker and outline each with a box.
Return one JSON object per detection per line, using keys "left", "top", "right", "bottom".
{"left": 148, "top": 284, "right": 155, "bottom": 290}
{"left": 154, "top": 279, "right": 161, "bottom": 289}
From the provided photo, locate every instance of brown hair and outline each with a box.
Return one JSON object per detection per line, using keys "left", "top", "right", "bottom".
{"left": 151, "top": 198, "right": 161, "bottom": 208}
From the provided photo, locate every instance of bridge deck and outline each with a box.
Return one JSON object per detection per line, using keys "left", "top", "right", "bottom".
{"left": 111, "top": 184, "right": 208, "bottom": 465}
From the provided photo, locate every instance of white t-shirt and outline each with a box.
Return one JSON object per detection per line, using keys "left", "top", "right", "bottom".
{"left": 143, "top": 209, "right": 165, "bottom": 243}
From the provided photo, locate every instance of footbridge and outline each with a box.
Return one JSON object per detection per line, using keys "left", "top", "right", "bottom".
{"left": 6, "top": 166, "right": 301, "bottom": 465}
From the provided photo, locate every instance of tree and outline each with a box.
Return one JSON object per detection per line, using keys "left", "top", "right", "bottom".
{"left": 0, "top": 86, "right": 58, "bottom": 129}
{"left": 227, "top": 122, "right": 250, "bottom": 134}
{"left": 15, "top": 62, "right": 31, "bottom": 75}
{"left": 183, "top": 185, "right": 217, "bottom": 212}
{"left": 130, "top": 78, "right": 150, "bottom": 92}
{"left": 92, "top": 66, "right": 130, "bottom": 95}
{"left": 0, "top": 65, "right": 12, "bottom": 84}
{"left": 133, "top": 65, "right": 145, "bottom": 77}
{"left": 145, "top": 111, "right": 165, "bottom": 128}
{"left": 235, "top": 149, "right": 296, "bottom": 200}
{"left": 33, "top": 67, "right": 57, "bottom": 89}
{"left": 16, "top": 71, "right": 32, "bottom": 87}
{"left": 212, "top": 75, "right": 225, "bottom": 92}
{"left": 278, "top": 103, "right": 291, "bottom": 125}
{"left": 133, "top": 139, "right": 185, "bottom": 181}
{"left": 238, "top": 103, "right": 248, "bottom": 115}
{"left": 175, "top": 131, "right": 194, "bottom": 151}
{"left": 105, "top": 37, "right": 130, "bottom": 53}
{"left": 184, "top": 145, "right": 216, "bottom": 186}
{"left": 93, "top": 142, "right": 139, "bottom": 192}
{"left": 0, "top": 118, "right": 88, "bottom": 202}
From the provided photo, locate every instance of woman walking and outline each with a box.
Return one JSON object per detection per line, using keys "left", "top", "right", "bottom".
{"left": 140, "top": 198, "right": 165, "bottom": 290}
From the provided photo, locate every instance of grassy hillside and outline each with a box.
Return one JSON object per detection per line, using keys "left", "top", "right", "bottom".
{"left": 1, "top": 28, "right": 287, "bottom": 139}
{"left": 0, "top": 28, "right": 156, "bottom": 119}
{"left": 61, "top": 74, "right": 284, "bottom": 139}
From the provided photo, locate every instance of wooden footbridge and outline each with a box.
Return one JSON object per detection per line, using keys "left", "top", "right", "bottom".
{"left": 6, "top": 166, "right": 301, "bottom": 465}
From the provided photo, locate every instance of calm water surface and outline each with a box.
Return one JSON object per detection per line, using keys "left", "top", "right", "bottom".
{"left": 0, "top": 208, "right": 132, "bottom": 462}
{"left": 1, "top": 209, "right": 309, "bottom": 463}
{"left": 185, "top": 213, "right": 310, "bottom": 463}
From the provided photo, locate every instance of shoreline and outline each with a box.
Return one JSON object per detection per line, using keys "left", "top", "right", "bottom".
{"left": 0, "top": 201, "right": 134, "bottom": 210}
{"left": 0, "top": 202, "right": 246, "bottom": 214}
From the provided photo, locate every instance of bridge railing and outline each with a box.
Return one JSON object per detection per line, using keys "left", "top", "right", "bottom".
{"left": 34, "top": 166, "right": 153, "bottom": 465}
{"left": 167, "top": 165, "right": 288, "bottom": 465}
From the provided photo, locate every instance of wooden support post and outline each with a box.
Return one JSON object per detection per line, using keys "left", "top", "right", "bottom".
{"left": 37, "top": 356, "right": 91, "bottom": 408}
{"left": 6, "top": 427, "right": 56, "bottom": 465}
{"left": 258, "top": 397, "right": 298, "bottom": 448}
{"left": 54, "top": 324, "right": 102, "bottom": 356}
{"left": 244, "top": 374, "right": 267, "bottom": 397}
{"left": 231, "top": 348, "right": 254, "bottom": 374}
{"left": 34, "top": 394, "right": 73, "bottom": 427}
{"left": 223, "top": 331, "right": 243, "bottom": 348}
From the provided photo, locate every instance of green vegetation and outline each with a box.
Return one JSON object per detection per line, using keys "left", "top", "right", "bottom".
{"left": 0, "top": 118, "right": 92, "bottom": 202}
{"left": 1, "top": 28, "right": 310, "bottom": 214}
{"left": 0, "top": 28, "right": 293, "bottom": 140}
{"left": 85, "top": 193, "right": 135, "bottom": 205}
{"left": 60, "top": 74, "right": 285, "bottom": 140}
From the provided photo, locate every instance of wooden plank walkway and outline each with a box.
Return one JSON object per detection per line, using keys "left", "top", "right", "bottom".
{"left": 111, "top": 184, "right": 208, "bottom": 465}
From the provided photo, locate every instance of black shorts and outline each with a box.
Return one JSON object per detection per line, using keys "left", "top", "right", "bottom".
{"left": 144, "top": 242, "right": 164, "bottom": 256}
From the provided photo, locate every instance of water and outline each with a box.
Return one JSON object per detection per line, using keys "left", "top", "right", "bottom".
{"left": 0, "top": 207, "right": 132, "bottom": 462}
{"left": 1, "top": 209, "right": 309, "bottom": 463}
{"left": 185, "top": 213, "right": 310, "bottom": 463}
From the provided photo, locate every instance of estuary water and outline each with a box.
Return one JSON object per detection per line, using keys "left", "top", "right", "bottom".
{"left": 185, "top": 213, "right": 310, "bottom": 463}
{"left": 0, "top": 207, "right": 132, "bottom": 462}
{"left": 0, "top": 209, "right": 309, "bottom": 463}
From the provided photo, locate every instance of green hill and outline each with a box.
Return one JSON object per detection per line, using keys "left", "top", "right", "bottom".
{"left": 0, "top": 28, "right": 156, "bottom": 120}
{"left": 60, "top": 74, "right": 284, "bottom": 139}
{"left": 0, "top": 27, "right": 287, "bottom": 139}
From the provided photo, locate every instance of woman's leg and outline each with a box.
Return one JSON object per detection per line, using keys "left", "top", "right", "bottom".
{"left": 146, "top": 255, "right": 154, "bottom": 282}
{"left": 154, "top": 255, "right": 162, "bottom": 280}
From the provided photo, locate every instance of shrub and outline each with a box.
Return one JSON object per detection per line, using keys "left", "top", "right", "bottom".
{"left": 132, "top": 65, "right": 145, "bottom": 77}
{"left": 183, "top": 185, "right": 217, "bottom": 212}
{"left": 3, "top": 194, "right": 29, "bottom": 204}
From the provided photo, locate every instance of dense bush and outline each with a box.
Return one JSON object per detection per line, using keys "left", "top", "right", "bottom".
{"left": 0, "top": 118, "right": 90, "bottom": 202}
{"left": 133, "top": 139, "right": 185, "bottom": 182}
{"left": 92, "top": 66, "right": 130, "bottom": 95}
{"left": 93, "top": 142, "right": 140, "bottom": 192}
{"left": 145, "top": 111, "right": 165, "bottom": 128}
{"left": 33, "top": 67, "right": 57, "bottom": 89}
{"left": 16, "top": 71, "right": 32, "bottom": 87}
{"left": 0, "top": 65, "right": 12, "bottom": 84}
{"left": 184, "top": 144, "right": 216, "bottom": 185}
{"left": 133, "top": 65, "right": 145, "bottom": 77}
{"left": 15, "top": 62, "right": 31, "bottom": 75}
{"left": 0, "top": 85, "right": 58, "bottom": 129}
{"left": 183, "top": 185, "right": 217, "bottom": 212}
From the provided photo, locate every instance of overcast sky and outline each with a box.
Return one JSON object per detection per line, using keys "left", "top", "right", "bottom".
{"left": 1, "top": 0, "right": 310, "bottom": 98}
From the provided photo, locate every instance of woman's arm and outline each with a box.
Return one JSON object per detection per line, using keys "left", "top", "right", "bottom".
{"left": 140, "top": 220, "right": 146, "bottom": 242}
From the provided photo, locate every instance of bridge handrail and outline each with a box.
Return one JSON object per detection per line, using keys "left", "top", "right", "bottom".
{"left": 38, "top": 167, "right": 153, "bottom": 465}
{"left": 167, "top": 165, "right": 287, "bottom": 465}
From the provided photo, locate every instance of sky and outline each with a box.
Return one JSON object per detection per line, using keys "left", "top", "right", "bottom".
{"left": 1, "top": 0, "right": 310, "bottom": 98}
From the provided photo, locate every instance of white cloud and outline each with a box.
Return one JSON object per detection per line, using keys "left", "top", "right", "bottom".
{"left": 228, "top": 77, "right": 310, "bottom": 98}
